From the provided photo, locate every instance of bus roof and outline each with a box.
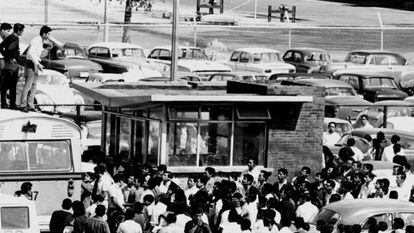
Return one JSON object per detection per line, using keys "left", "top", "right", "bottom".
{"left": 0, "top": 109, "right": 81, "bottom": 140}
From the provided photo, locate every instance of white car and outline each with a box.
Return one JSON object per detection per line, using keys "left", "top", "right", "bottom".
{"left": 87, "top": 42, "right": 163, "bottom": 81}
{"left": 16, "top": 69, "right": 85, "bottom": 113}
{"left": 226, "top": 47, "right": 296, "bottom": 77}
{"left": 147, "top": 45, "right": 232, "bottom": 79}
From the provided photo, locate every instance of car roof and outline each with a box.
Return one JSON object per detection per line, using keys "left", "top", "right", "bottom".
{"left": 323, "top": 199, "right": 414, "bottom": 225}
{"left": 338, "top": 71, "right": 394, "bottom": 78}
{"left": 350, "top": 128, "right": 414, "bottom": 139}
{"left": 296, "top": 79, "right": 353, "bottom": 88}
{"left": 151, "top": 45, "right": 201, "bottom": 51}
{"left": 347, "top": 50, "right": 401, "bottom": 55}
{"left": 285, "top": 47, "right": 328, "bottom": 53}
{"left": 234, "top": 47, "right": 281, "bottom": 54}
{"left": 371, "top": 100, "right": 413, "bottom": 106}
{"left": 88, "top": 42, "right": 143, "bottom": 49}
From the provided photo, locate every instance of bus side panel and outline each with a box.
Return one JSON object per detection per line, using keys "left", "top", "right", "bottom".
{"left": 0, "top": 177, "right": 82, "bottom": 216}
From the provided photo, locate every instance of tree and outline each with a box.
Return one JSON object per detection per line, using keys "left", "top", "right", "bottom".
{"left": 122, "top": 0, "right": 133, "bottom": 43}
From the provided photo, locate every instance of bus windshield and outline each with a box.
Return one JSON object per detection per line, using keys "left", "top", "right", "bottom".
{"left": 0, "top": 141, "right": 72, "bottom": 172}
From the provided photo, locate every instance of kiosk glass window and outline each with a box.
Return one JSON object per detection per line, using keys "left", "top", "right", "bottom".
{"left": 148, "top": 121, "right": 160, "bottom": 165}
{"left": 233, "top": 122, "right": 266, "bottom": 166}
{"left": 168, "top": 122, "right": 198, "bottom": 166}
{"left": 199, "top": 123, "right": 231, "bottom": 166}
{"left": 119, "top": 118, "right": 131, "bottom": 159}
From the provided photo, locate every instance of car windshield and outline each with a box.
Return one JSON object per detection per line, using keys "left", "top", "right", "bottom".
{"left": 253, "top": 52, "right": 282, "bottom": 63}
{"left": 324, "top": 122, "right": 352, "bottom": 135}
{"left": 178, "top": 48, "right": 207, "bottom": 60}
{"left": 325, "top": 87, "right": 356, "bottom": 96}
{"left": 362, "top": 106, "right": 414, "bottom": 119}
{"left": 61, "top": 48, "right": 87, "bottom": 59}
{"left": 313, "top": 209, "right": 340, "bottom": 225}
{"left": 363, "top": 77, "right": 398, "bottom": 89}
{"left": 305, "top": 52, "right": 329, "bottom": 62}
{"left": 112, "top": 48, "right": 145, "bottom": 58}
{"left": 345, "top": 53, "right": 367, "bottom": 64}
{"left": 345, "top": 53, "right": 405, "bottom": 65}
{"left": 37, "top": 74, "right": 69, "bottom": 87}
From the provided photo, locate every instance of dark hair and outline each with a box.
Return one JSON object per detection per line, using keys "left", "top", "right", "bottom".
{"left": 328, "top": 121, "right": 337, "bottom": 127}
{"left": 20, "top": 182, "right": 32, "bottom": 195}
{"left": 243, "top": 174, "right": 254, "bottom": 183}
{"left": 95, "top": 205, "right": 106, "bottom": 217}
{"left": 394, "top": 218, "right": 404, "bottom": 229}
{"left": 166, "top": 213, "right": 177, "bottom": 224}
{"left": 133, "top": 202, "right": 144, "bottom": 214}
{"left": 389, "top": 190, "right": 398, "bottom": 199}
{"left": 62, "top": 198, "right": 72, "bottom": 210}
{"left": 295, "top": 217, "right": 305, "bottom": 229}
{"left": 197, "top": 175, "right": 209, "bottom": 186}
{"left": 303, "top": 223, "right": 310, "bottom": 231}
{"left": 13, "top": 23, "right": 24, "bottom": 33}
{"left": 94, "top": 164, "right": 106, "bottom": 175}
{"left": 205, "top": 167, "right": 216, "bottom": 176}
{"left": 353, "top": 224, "right": 362, "bottom": 233}
{"left": 72, "top": 200, "right": 85, "bottom": 217}
{"left": 363, "top": 163, "right": 374, "bottom": 173}
{"left": 347, "top": 138, "right": 356, "bottom": 147}
{"left": 125, "top": 208, "right": 135, "bottom": 220}
{"left": 302, "top": 166, "right": 311, "bottom": 175}
{"left": 361, "top": 114, "right": 369, "bottom": 120}
{"left": 0, "top": 23, "right": 12, "bottom": 30}
{"left": 377, "top": 221, "right": 388, "bottom": 231}
{"left": 157, "top": 164, "right": 167, "bottom": 173}
{"left": 320, "top": 224, "right": 334, "bottom": 233}
{"left": 393, "top": 144, "right": 402, "bottom": 154}
{"left": 143, "top": 194, "right": 155, "bottom": 203}
{"left": 391, "top": 135, "right": 401, "bottom": 144}
{"left": 241, "top": 218, "right": 251, "bottom": 231}
{"left": 228, "top": 209, "right": 240, "bottom": 223}
{"left": 406, "top": 225, "right": 414, "bottom": 233}
{"left": 278, "top": 168, "right": 288, "bottom": 175}
{"left": 329, "top": 193, "right": 342, "bottom": 203}
{"left": 113, "top": 173, "right": 124, "bottom": 183}
{"left": 39, "top": 25, "right": 52, "bottom": 36}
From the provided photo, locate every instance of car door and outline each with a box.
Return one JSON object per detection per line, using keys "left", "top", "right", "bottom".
{"left": 228, "top": 51, "right": 241, "bottom": 71}
{"left": 238, "top": 52, "right": 250, "bottom": 72}
{"left": 360, "top": 213, "right": 393, "bottom": 233}
{"left": 293, "top": 51, "right": 309, "bottom": 73}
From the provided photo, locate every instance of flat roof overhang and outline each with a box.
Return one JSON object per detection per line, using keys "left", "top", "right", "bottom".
{"left": 73, "top": 82, "right": 313, "bottom": 108}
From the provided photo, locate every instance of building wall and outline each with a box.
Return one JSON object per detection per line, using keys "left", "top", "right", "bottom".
{"left": 266, "top": 85, "right": 325, "bottom": 181}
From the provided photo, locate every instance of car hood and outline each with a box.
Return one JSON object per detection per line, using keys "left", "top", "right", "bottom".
{"left": 37, "top": 85, "right": 75, "bottom": 104}
{"left": 178, "top": 60, "right": 232, "bottom": 72}
{"left": 53, "top": 58, "right": 102, "bottom": 70}
{"left": 325, "top": 96, "right": 372, "bottom": 105}
{"left": 112, "top": 57, "right": 149, "bottom": 66}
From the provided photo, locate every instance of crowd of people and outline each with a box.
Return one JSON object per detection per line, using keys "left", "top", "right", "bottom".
{"left": 48, "top": 137, "right": 414, "bottom": 233}
{"left": 0, "top": 22, "right": 62, "bottom": 112}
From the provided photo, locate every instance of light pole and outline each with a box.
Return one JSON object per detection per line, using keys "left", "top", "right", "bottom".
{"left": 103, "top": 0, "right": 109, "bottom": 42}
{"left": 170, "top": 0, "right": 179, "bottom": 81}
{"left": 44, "top": 0, "right": 49, "bottom": 24}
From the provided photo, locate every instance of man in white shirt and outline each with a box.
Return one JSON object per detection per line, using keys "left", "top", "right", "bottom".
{"left": 160, "top": 213, "right": 181, "bottom": 233}
{"left": 151, "top": 194, "right": 168, "bottom": 226}
{"left": 108, "top": 173, "right": 126, "bottom": 213}
{"left": 359, "top": 114, "right": 373, "bottom": 129}
{"left": 358, "top": 173, "right": 376, "bottom": 198}
{"left": 393, "top": 172, "right": 411, "bottom": 201}
{"left": 117, "top": 208, "right": 142, "bottom": 233}
{"left": 184, "top": 176, "right": 199, "bottom": 205}
{"left": 295, "top": 193, "right": 318, "bottom": 222}
{"left": 19, "top": 25, "right": 62, "bottom": 112}
{"left": 323, "top": 122, "right": 341, "bottom": 146}
{"left": 382, "top": 135, "right": 401, "bottom": 162}
{"left": 241, "top": 158, "right": 261, "bottom": 184}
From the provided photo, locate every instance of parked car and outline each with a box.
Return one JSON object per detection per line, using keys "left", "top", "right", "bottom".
{"left": 207, "top": 71, "right": 267, "bottom": 81}
{"left": 269, "top": 73, "right": 330, "bottom": 83}
{"left": 386, "top": 116, "right": 414, "bottom": 133}
{"left": 15, "top": 69, "right": 85, "bottom": 114}
{"left": 226, "top": 47, "right": 295, "bottom": 77}
{"left": 316, "top": 50, "right": 407, "bottom": 77}
{"left": 41, "top": 43, "right": 102, "bottom": 82}
{"left": 147, "top": 46, "right": 232, "bottom": 79}
{"left": 312, "top": 199, "right": 414, "bottom": 232}
{"left": 337, "top": 71, "right": 408, "bottom": 102}
{"left": 282, "top": 48, "right": 331, "bottom": 73}
{"left": 81, "top": 120, "right": 101, "bottom": 152}
{"left": 87, "top": 42, "right": 162, "bottom": 80}
{"left": 353, "top": 100, "right": 414, "bottom": 128}
{"left": 333, "top": 128, "right": 414, "bottom": 163}
{"left": 324, "top": 117, "right": 352, "bottom": 136}
{"left": 281, "top": 78, "right": 372, "bottom": 120}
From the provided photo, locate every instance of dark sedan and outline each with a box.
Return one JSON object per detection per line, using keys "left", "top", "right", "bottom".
{"left": 282, "top": 48, "right": 331, "bottom": 74}
{"left": 338, "top": 72, "right": 408, "bottom": 102}
{"left": 42, "top": 43, "right": 102, "bottom": 82}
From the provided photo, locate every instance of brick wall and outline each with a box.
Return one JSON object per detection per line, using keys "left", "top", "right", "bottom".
{"left": 267, "top": 84, "right": 325, "bottom": 181}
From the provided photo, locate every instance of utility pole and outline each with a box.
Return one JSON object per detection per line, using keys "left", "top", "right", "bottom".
{"left": 44, "top": 0, "right": 49, "bottom": 24}
{"left": 104, "top": 0, "right": 109, "bottom": 42}
{"left": 170, "top": 0, "right": 179, "bottom": 81}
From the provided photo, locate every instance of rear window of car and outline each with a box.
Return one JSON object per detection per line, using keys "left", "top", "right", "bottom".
{"left": 325, "top": 87, "right": 356, "bottom": 96}
{"left": 313, "top": 209, "right": 340, "bottom": 225}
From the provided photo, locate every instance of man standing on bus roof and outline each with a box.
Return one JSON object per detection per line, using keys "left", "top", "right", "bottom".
{"left": 93, "top": 165, "right": 114, "bottom": 204}
{"left": 19, "top": 25, "right": 62, "bottom": 113}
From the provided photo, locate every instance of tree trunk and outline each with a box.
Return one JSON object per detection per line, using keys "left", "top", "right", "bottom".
{"left": 122, "top": 0, "right": 132, "bottom": 43}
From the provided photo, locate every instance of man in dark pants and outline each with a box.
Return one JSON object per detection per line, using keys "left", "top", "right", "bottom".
{"left": 0, "top": 23, "right": 24, "bottom": 109}
{"left": 0, "top": 23, "right": 12, "bottom": 109}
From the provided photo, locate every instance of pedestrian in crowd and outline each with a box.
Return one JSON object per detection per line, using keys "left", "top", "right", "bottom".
{"left": 0, "top": 23, "right": 12, "bottom": 40}
{"left": 295, "top": 193, "right": 318, "bottom": 222}
{"left": 382, "top": 135, "right": 400, "bottom": 162}
{"left": 49, "top": 198, "right": 73, "bottom": 233}
{"left": 204, "top": 167, "right": 217, "bottom": 195}
{"left": 185, "top": 175, "right": 199, "bottom": 205}
{"left": 392, "top": 218, "right": 405, "bottom": 233}
{"left": 87, "top": 204, "right": 111, "bottom": 233}
{"left": 117, "top": 207, "right": 142, "bottom": 233}
{"left": 184, "top": 207, "right": 211, "bottom": 233}
{"left": 358, "top": 173, "right": 376, "bottom": 198}
{"left": 359, "top": 114, "right": 373, "bottom": 129}
{"left": 0, "top": 23, "right": 24, "bottom": 109}
{"left": 323, "top": 122, "right": 341, "bottom": 146}
{"left": 19, "top": 25, "right": 62, "bottom": 112}
{"left": 241, "top": 158, "right": 261, "bottom": 184}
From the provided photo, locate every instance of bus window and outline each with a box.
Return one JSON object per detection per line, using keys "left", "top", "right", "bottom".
{"left": 0, "top": 141, "right": 72, "bottom": 172}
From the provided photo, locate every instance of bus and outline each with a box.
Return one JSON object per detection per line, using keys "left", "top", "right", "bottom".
{"left": 0, "top": 109, "right": 83, "bottom": 232}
